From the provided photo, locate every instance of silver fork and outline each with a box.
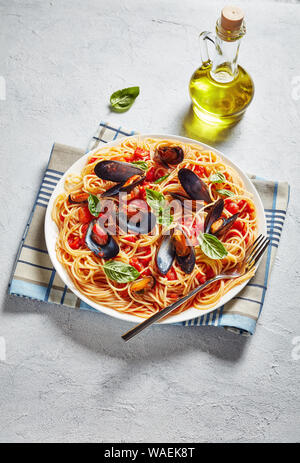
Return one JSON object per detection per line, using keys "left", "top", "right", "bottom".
{"left": 122, "top": 235, "right": 270, "bottom": 342}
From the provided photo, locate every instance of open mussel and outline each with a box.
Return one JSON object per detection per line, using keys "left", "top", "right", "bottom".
{"left": 94, "top": 160, "right": 145, "bottom": 197}
{"left": 156, "top": 228, "right": 195, "bottom": 275}
{"left": 85, "top": 220, "right": 119, "bottom": 259}
{"left": 204, "top": 199, "right": 224, "bottom": 233}
{"left": 118, "top": 210, "right": 156, "bottom": 235}
{"left": 211, "top": 214, "right": 239, "bottom": 237}
{"left": 130, "top": 276, "right": 156, "bottom": 294}
{"left": 118, "top": 198, "right": 156, "bottom": 235}
{"left": 178, "top": 168, "right": 211, "bottom": 204}
{"left": 172, "top": 228, "right": 195, "bottom": 274}
{"left": 68, "top": 192, "right": 89, "bottom": 204}
{"left": 204, "top": 198, "right": 239, "bottom": 237}
{"left": 155, "top": 146, "right": 184, "bottom": 167}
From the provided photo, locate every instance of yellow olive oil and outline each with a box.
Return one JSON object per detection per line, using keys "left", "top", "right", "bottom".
{"left": 189, "top": 6, "right": 254, "bottom": 127}
{"left": 189, "top": 63, "right": 254, "bottom": 126}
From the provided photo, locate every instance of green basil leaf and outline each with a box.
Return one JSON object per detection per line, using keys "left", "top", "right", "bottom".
{"left": 131, "top": 161, "right": 148, "bottom": 171}
{"left": 154, "top": 173, "right": 170, "bottom": 184}
{"left": 145, "top": 189, "right": 166, "bottom": 211}
{"left": 103, "top": 260, "right": 140, "bottom": 283}
{"left": 110, "top": 86, "right": 140, "bottom": 113}
{"left": 198, "top": 233, "right": 228, "bottom": 260}
{"left": 145, "top": 188, "right": 173, "bottom": 226}
{"left": 216, "top": 189, "right": 234, "bottom": 197}
{"left": 88, "top": 194, "right": 101, "bottom": 217}
{"left": 158, "top": 208, "right": 173, "bottom": 227}
{"left": 210, "top": 171, "right": 226, "bottom": 183}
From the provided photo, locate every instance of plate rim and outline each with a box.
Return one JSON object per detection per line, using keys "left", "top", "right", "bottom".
{"left": 44, "top": 133, "right": 266, "bottom": 325}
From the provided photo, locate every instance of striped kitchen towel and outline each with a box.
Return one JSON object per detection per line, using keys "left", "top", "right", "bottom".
{"left": 8, "top": 122, "right": 290, "bottom": 335}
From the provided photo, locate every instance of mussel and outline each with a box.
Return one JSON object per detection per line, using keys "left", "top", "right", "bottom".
{"left": 156, "top": 234, "right": 176, "bottom": 275}
{"left": 204, "top": 198, "right": 239, "bottom": 237}
{"left": 155, "top": 146, "right": 184, "bottom": 167}
{"left": 91, "top": 222, "right": 109, "bottom": 246}
{"left": 118, "top": 210, "right": 157, "bottom": 235}
{"left": 169, "top": 193, "right": 203, "bottom": 213}
{"left": 126, "top": 199, "right": 148, "bottom": 217}
{"left": 68, "top": 192, "right": 89, "bottom": 204}
{"left": 156, "top": 228, "right": 196, "bottom": 275}
{"left": 85, "top": 220, "right": 119, "bottom": 259}
{"left": 116, "top": 197, "right": 157, "bottom": 235}
{"left": 94, "top": 160, "right": 145, "bottom": 197}
{"left": 204, "top": 199, "right": 224, "bottom": 233}
{"left": 94, "top": 160, "right": 143, "bottom": 183}
{"left": 172, "top": 228, "right": 196, "bottom": 274}
{"left": 178, "top": 168, "right": 211, "bottom": 204}
{"left": 130, "top": 276, "right": 156, "bottom": 294}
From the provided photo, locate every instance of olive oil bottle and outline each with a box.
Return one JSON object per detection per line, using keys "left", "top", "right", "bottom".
{"left": 189, "top": 6, "right": 254, "bottom": 127}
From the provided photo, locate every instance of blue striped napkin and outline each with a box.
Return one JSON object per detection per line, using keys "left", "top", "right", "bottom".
{"left": 8, "top": 122, "right": 290, "bottom": 335}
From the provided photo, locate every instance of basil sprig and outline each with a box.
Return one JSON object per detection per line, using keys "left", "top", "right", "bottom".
{"left": 154, "top": 173, "right": 170, "bottom": 184}
{"left": 110, "top": 86, "right": 140, "bottom": 113}
{"left": 130, "top": 161, "right": 148, "bottom": 171}
{"left": 145, "top": 189, "right": 173, "bottom": 227}
{"left": 210, "top": 171, "right": 226, "bottom": 183}
{"left": 216, "top": 189, "right": 234, "bottom": 197}
{"left": 88, "top": 194, "right": 101, "bottom": 217}
{"left": 198, "top": 233, "right": 228, "bottom": 260}
{"left": 103, "top": 260, "right": 140, "bottom": 283}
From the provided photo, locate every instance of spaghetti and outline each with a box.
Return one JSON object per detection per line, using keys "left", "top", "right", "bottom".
{"left": 52, "top": 137, "right": 258, "bottom": 318}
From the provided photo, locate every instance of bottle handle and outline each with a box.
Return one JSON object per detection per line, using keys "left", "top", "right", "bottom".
{"left": 199, "top": 31, "right": 215, "bottom": 66}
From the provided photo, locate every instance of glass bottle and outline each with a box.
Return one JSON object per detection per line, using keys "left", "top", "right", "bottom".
{"left": 189, "top": 6, "right": 254, "bottom": 127}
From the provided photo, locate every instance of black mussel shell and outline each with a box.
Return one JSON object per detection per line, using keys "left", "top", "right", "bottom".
{"left": 155, "top": 146, "right": 184, "bottom": 167}
{"left": 101, "top": 183, "right": 126, "bottom": 197}
{"left": 170, "top": 193, "right": 204, "bottom": 212}
{"left": 156, "top": 235, "right": 176, "bottom": 275}
{"left": 170, "top": 192, "right": 189, "bottom": 203}
{"left": 94, "top": 160, "right": 143, "bottom": 183}
{"left": 204, "top": 198, "right": 224, "bottom": 233}
{"left": 178, "top": 168, "right": 211, "bottom": 203}
{"left": 172, "top": 229, "right": 196, "bottom": 274}
{"left": 118, "top": 211, "right": 156, "bottom": 235}
{"left": 176, "top": 247, "right": 196, "bottom": 275}
{"left": 85, "top": 221, "right": 119, "bottom": 259}
{"left": 119, "top": 174, "right": 145, "bottom": 192}
{"left": 172, "top": 229, "right": 190, "bottom": 257}
{"left": 213, "top": 213, "right": 239, "bottom": 237}
{"left": 101, "top": 173, "right": 145, "bottom": 198}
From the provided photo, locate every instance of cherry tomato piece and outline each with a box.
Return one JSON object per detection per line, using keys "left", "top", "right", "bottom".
{"left": 145, "top": 167, "right": 156, "bottom": 182}
{"left": 142, "top": 267, "right": 152, "bottom": 276}
{"left": 196, "top": 274, "right": 206, "bottom": 284}
{"left": 166, "top": 268, "right": 177, "bottom": 280}
{"left": 78, "top": 206, "right": 93, "bottom": 224}
{"left": 68, "top": 235, "right": 81, "bottom": 249}
{"left": 124, "top": 235, "right": 137, "bottom": 243}
{"left": 130, "top": 258, "right": 144, "bottom": 273}
{"left": 233, "top": 220, "right": 245, "bottom": 234}
{"left": 225, "top": 201, "right": 239, "bottom": 215}
{"left": 194, "top": 165, "right": 207, "bottom": 177}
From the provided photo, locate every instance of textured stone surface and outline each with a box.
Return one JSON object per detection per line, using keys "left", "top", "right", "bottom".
{"left": 0, "top": 0, "right": 300, "bottom": 443}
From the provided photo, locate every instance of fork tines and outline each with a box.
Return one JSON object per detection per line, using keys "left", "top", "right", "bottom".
{"left": 246, "top": 235, "right": 270, "bottom": 269}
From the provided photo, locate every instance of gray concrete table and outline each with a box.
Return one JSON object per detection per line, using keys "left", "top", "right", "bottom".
{"left": 0, "top": 0, "right": 299, "bottom": 443}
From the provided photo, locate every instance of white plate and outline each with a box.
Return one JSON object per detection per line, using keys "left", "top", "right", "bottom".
{"left": 45, "top": 134, "right": 266, "bottom": 325}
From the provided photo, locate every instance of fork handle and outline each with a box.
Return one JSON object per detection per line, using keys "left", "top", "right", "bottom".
{"left": 121, "top": 276, "right": 222, "bottom": 341}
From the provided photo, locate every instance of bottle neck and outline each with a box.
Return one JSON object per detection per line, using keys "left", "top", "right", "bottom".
{"left": 210, "top": 18, "right": 246, "bottom": 83}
